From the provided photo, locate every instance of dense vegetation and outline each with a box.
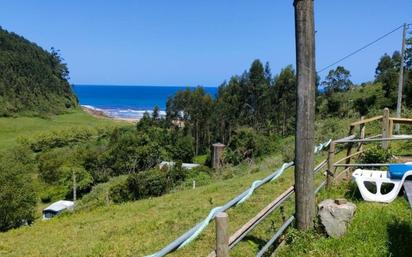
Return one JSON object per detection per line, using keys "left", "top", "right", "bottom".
{"left": 0, "top": 27, "right": 78, "bottom": 116}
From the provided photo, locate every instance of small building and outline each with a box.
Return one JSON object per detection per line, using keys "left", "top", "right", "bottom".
{"left": 42, "top": 200, "right": 74, "bottom": 220}
{"left": 159, "top": 161, "right": 200, "bottom": 170}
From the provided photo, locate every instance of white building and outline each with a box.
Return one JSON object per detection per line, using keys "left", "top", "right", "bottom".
{"left": 42, "top": 200, "right": 74, "bottom": 220}
{"left": 159, "top": 161, "right": 200, "bottom": 170}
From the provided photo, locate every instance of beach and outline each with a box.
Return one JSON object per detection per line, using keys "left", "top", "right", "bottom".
{"left": 81, "top": 105, "right": 139, "bottom": 123}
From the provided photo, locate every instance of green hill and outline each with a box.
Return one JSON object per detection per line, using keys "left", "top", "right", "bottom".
{"left": 0, "top": 27, "right": 78, "bottom": 116}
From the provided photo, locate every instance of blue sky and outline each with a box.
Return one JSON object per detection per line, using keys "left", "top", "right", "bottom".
{"left": 0, "top": 1, "right": 411, "bottom": 86}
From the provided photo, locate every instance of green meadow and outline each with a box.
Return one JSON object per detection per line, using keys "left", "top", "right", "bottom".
{"left": 0, "top": 109, "right": 128, "bottom": 149}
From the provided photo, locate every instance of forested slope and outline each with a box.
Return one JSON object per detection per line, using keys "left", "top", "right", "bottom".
{"left": 0, "top": 27, "right": 77, "bottom": 116}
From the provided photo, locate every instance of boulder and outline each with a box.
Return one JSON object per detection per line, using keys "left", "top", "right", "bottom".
{"left": 318, "top": 199, "right": 356, "bottom": 238}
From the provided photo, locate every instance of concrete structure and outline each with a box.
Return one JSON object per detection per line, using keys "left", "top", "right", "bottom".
{"left": 212, "top": 143, "right": 225, "bottom": 169}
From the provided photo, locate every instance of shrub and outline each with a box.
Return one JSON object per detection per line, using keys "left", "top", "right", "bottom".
{"left": 171, "top": 135, "right": 194, "bottom": 163}
{"left": 78, "top": 143, "right": 112, "bottom": 183}
{"left": 279, "top": 136, "right": 295, "bottom": 162}
{"left": 37, "top": 148, "right": 68, "bottom": 184}
{"left": 61, "top": 166, "right": 94, "bottom": 199}
{"left": 20, "top": 127, "right": 97, "bottom": 152}
{"left": 165, "top": 162, "right": 187, "bottom": 187}
{"left": 359, "top": 145, "right": 392, "bottom": 164}
{"left": 40, "top": 193, "right": 52, "bottom": 203}
{"left": 223, "top": 128, "right": 271, "bottom": 165}
{"left": 109, "top": 181, "right": 131, "bottom": 203}
{"left": 105, "top": 130, "right": 164, "bottom": 175}
{"left": 184, "top": 165, "right": 213, "bottom": 187}
{"left": 127, "top": 170, "right": 168, "bottom": 200}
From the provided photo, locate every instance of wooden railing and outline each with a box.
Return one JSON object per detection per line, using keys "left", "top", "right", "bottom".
{"left": 210, "top": 108, "right": 412, "bottom": 257}
{"left": 326, "top": 108, "right": 412, "bottom": 188}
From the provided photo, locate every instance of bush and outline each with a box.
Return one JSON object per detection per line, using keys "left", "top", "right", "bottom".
{"left": 184, "top": 165, "right": 213, "bottom": 187}
{"left": 127, "top": 170, "right": 168, "bottom": 200}
{"left": 37, "top": 148, "right": 68, "bottom": 184}
{"left": 109, "top": 181, "right": 131, "bottom": 203}
{"left": 109, "top": 165, "right": 194, "bottom": 203}
{"left": 223, "top": 128, "right": 271, "bottom": 165}
{"left": 20, "top": 127, "right": 97, "bottom": 152}
{"left": 0, "top": 149, "right": 36, "bottom": 232}
{"left": 359, "top": 145, "right": 392, "bottom": 164}
{"left": 279, "top": 136, "right": 295, "bottom": 162}
{"left": 165, "top": 162, "right": 187, "bottom": 187}
{"left": 40, "top": 193, "right": 52, "bottom": 203}
{"left": 171, "top": 135, "right": 194, "bottom": 163}
{"left": 105, "top": 130, "right": 164, "bottom": 175}
{"left": 78, "top": 143, "right": 112, "bottom": 183}
{"left": 61, "top": 166, "right": 94, "bottom": 199}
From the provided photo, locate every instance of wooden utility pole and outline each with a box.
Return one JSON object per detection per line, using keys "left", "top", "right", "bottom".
{"left": 395, "top": 23, "right": 407, "bottom": 134}
{"left": 293, "top": 0, "right": 316, "bottom": 230}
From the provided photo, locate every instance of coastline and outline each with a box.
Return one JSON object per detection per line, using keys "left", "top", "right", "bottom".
{"left": 81, "top": 106, "right": 139, "bottom": 123}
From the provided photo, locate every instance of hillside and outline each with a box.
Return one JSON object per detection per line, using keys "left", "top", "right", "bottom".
{"left": 1, "top": 149, "right": 411, "bottom": 257}
{"left": 0, "top": 27, "right": 78, "bottom": 116}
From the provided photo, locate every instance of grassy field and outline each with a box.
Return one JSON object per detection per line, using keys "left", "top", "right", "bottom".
{"left": 0, "top": 109, "right": 128, "bottom": 149}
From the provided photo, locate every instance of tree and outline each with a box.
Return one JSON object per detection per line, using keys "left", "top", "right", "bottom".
{"left": 403, "top": 33, "right": 412, "bottom": 107}
{"left": 166, "top": 87, "right": 213, "bottom": 155}
{"left": 321, "top": 66, "right": 352, "bottom": 94}
{"left": 272, "top": 65, "right": 296, "bottom": 136}
{"left": 214, "top": 77, "right": 242, "bottom": 143}
{"left": 375, "top": 52, "right": 401, "bottom": 102}
{"left": 242, "top": 60, "right": 270, "bottom": 128}
{"left": 405, "top": 32, "right": 412, "bottom": 69}
{"left": 0, "top": 148, "right": 36, "bottom": 232}
{"left": 152, "top": 105, "right": 160, "bottom": 120}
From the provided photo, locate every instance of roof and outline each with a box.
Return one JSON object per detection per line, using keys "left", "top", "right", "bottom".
{"left": 43, "top": 200, "right": 74, "bottom": 212}
{"left": 159, "top": 161, "right": 200, "bottom": 170}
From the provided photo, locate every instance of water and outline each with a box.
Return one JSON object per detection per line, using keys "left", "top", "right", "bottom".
{"left": 73, "top": 85, "right": 218, "bottom": 119}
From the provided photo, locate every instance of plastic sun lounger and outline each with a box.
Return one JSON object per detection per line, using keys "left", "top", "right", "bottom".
{"left": 352, "top": 164, "right": 412, "bottom": 203}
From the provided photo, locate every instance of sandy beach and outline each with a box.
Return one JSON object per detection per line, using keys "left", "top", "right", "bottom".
{"left": 81, "top": 106, "right": 139, "bottom": 123}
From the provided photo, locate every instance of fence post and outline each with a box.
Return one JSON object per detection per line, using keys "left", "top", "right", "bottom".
{"left": 358, "top": 117, "right": 365, "bottom": 151}
{"left": 326, "top": 141, "right": 336, "bottom": 188}
{"left": 382, "top": 108, "right": 390, "bottom": 149}
{"left": 345, "top": 125, "right": 355, "bottom": 178}
{"left": 216, "top": 212, "right": 229, "bottom": 257}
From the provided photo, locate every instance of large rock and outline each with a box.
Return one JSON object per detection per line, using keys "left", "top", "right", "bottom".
{"left": 318, "top": 199, "right": 356, "bottom": 238}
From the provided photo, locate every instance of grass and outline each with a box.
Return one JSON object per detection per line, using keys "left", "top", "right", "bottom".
{"left": 277, "top": 182, "right": 412, "bottom": 257}
{"left": 0, "top": 109, "right": 128, "bottom": 149}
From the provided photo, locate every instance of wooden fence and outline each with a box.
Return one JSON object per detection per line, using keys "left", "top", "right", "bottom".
{"left": 210, "top": 108, "right": 412, "bottom": 257}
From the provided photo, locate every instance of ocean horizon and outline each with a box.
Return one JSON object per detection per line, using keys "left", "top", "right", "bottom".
{"left": 73, "top": 84, "right": 218, "bottom": 119}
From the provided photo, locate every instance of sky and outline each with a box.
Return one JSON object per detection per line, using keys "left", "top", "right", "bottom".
{"left": 0, "top": 1, "right": 411, "bottom": 86}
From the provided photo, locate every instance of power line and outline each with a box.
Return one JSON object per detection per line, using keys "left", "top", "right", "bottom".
{"left": 318, "top": 24, "right": 408, "bottom": 73}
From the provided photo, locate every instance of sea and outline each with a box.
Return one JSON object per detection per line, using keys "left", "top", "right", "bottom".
{"left": 73, "top": 85, "right": 218, "bottom": 120}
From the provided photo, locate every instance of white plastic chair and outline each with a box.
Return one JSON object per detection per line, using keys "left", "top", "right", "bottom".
{"left": 352, "top": 168, "right": 412, "bottom": 203}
